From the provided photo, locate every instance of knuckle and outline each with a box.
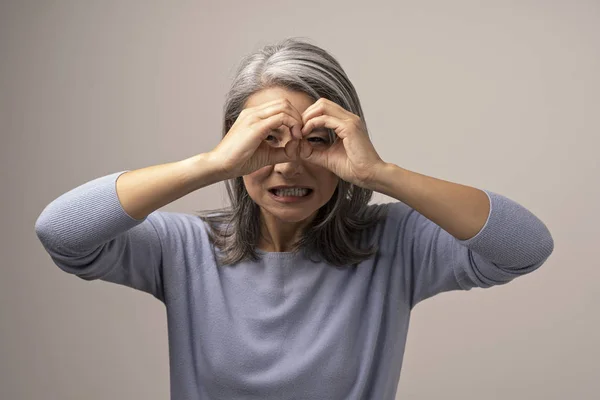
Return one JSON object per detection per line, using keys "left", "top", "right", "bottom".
{"left": 272, "top": 102, "right": 286, "bottom": 114}
{"left": 284, "top": 101, "right": 297, "bottom": 114}
{"left": 247, "top": 115, "right": 259, "bottom": 125}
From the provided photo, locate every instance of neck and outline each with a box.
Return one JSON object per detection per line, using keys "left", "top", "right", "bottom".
{"left": 258, "top": 210, "right": 316, "bottom": 252}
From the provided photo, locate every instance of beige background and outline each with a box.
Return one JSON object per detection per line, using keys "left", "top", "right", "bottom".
{"left": 2, "top": 0, "right": 598, "bottom": 399}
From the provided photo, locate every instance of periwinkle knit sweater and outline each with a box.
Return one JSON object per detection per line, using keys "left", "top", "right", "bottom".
{"left": 34, "top": 170, "right": 554, "bottom": 400}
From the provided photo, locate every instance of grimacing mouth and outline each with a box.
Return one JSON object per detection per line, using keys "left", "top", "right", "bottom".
{"left": 268, "top": 187, "right": 314, "bottom": 195}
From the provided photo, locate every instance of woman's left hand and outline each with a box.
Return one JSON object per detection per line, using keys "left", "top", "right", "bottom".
{"left": 300, "top": 98, "right": 385, "bottom": 189}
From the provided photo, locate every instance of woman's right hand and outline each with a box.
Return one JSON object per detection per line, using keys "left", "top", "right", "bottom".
{"left": 208, "top": 98, "right": 305, "bottom": 179}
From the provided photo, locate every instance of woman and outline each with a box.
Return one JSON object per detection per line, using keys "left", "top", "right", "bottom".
{"left": 35, "top": 37, "right": 554, "bottom": 400}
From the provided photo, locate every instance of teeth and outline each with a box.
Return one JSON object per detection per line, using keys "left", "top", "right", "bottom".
{"left": 274, "top": 188, "right": 309, "bottom": 197}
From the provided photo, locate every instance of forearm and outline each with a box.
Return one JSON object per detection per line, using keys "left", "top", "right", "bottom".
{"left": 369, "top": 162, "right": 490, "bottom": 241}
{"left": 116, "top": 152, "right": 227, "bottom": 220}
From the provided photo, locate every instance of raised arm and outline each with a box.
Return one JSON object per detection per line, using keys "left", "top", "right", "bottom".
{"left": 372, "top": 163, "right": 555, "bottom": 308}
{"left": 34, "top": 153, "right": 225, "bottom": 301}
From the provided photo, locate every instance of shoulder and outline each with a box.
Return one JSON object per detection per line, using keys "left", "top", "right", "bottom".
{"left": 145, "top": 211, "right": 212, "bottom": 246}
{"left": 359, "top": 201, "right": 414, "bottom": 249}
{"left": 358, "top": 201, "right": 406, "bottom": 226}
{"left": 349, "top": 202, "right": 399, "bottom": 248}
{"left": 380, "top": 201, "right": 413, "bottom": 223}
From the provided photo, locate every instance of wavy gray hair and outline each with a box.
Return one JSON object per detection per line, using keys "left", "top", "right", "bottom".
{"left": 195, "top": 37, "right": 387, "bottom": 266}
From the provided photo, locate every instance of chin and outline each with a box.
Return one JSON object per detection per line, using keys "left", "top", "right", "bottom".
{"left": 266, "top": 208, "right": 315, "bottom": 223}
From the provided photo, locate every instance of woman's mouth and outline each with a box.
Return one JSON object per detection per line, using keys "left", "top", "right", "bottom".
{"left": 268, "top": 188, "right": 314, "bottom": 203}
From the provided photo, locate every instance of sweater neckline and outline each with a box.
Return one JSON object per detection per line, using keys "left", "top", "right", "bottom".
{"left": 255, "top": 247, "right": 302, "bottom": 258}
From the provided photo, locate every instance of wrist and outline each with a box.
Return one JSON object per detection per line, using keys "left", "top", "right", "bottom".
{"left": 368, "top": 161, "right": 402, "bottom": 196}
{"left": 204, "top": 151, "right": 234, "bottom": 181}
{"left": 181, "top": 152, "right": 231, "bottom": 190}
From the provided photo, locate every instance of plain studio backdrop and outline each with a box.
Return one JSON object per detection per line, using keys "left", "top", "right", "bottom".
{"left": 1, "top": 1, "right": 598, "bottom": 399}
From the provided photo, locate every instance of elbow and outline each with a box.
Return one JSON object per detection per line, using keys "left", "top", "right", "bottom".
{"left": 538, "top": 227, "right": 555, "bottom": 263}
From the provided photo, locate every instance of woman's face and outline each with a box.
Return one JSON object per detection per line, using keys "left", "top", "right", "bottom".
{"left": 242, "top": 87, "right": 340, "bottom": 224}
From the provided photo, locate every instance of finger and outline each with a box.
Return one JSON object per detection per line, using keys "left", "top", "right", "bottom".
{"left": 256, "top": 100, "right": 303, "bottom": 122}
{"left": 238, "top": 99, "right": 282, "bottom": 120}
{"left": 255, "top": 112, "right": 303, "bottom": 140}
{"left": 267, "top": 140, "right": 299, "bottom": 165}
{"left": 246, "top": 98, "right": 284, "bottom": 112}
{"left": 283, "top": 138, "right": 300, "bottom": 160}
{"left": 302, "top": 98, "right": 352, "bottom": 126}
{"left": 302, "top": 115, "right": 350, "bottom": 139}
{"left": 254, "top": 101, "right": 304, "bottom": 140}
{"left": 299, "top": 139, "right": 328, "bottom": 168}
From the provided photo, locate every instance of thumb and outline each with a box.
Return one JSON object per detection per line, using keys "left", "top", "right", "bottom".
{"left": 267, "top": 139, "right": 299, "bottom": 165}
{"left": 300, "top": 139, "right": 328, "bottom": 168}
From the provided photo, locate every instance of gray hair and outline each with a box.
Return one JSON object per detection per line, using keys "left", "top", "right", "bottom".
{"left": 195, "top": 37, "right": 387, "bottom": 266}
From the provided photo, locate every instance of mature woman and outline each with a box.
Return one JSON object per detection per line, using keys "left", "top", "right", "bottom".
{"left": 35, "top": 37, "right": 554, "bottom": 400}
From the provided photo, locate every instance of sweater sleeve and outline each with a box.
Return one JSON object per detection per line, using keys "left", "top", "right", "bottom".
{"left": 34, "top": 170, "right": 165, "bottom": 303}
{"left": 386, "top": 189, "right": 555, "bottom": 309}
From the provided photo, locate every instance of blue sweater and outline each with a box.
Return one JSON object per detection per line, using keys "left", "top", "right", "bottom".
{"left": 34, "top": 170, "right": 554, "bottom": 400}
